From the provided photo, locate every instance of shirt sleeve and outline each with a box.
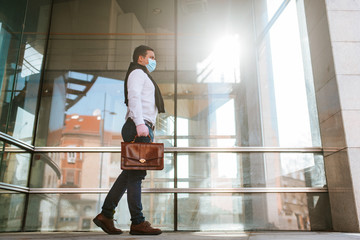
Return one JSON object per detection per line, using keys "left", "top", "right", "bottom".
{"left": 127, "top": 70, "right": 145, "bottom": 126}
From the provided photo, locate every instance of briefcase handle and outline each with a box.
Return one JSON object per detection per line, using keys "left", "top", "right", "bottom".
{"left": 131, "top": 135, "right": 153, "bottom": 143}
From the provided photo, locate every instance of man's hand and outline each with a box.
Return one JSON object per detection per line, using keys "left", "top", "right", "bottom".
{"left": 136, "top": 124, "right": 149, "bottom": 137}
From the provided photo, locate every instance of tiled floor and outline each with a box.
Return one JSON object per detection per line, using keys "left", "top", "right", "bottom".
{"left": 1, "top": 231, "right": 360, "bottom": 240}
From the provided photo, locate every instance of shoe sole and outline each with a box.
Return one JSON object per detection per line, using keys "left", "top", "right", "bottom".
{"left": 129, "top": 231, "right": 162, "bottom": 235}
{"left": 93, "top": 218, "right": 123, "bottom": 235}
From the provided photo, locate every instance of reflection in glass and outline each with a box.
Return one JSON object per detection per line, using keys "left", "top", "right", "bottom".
{"left": 177, "top": 0, "right": 320, "bottom": 147}
{"left": 0, "top": 141, "right": 3, "bottom": 170}
{"left": 257, "top": 0, "right": 321, "bottom": 148}
{"left": 35, "top": 0, "right": 175, "bottom": 147}
{"left": 253, "top": 0, "right": 286, "bottom": 36}
{"left": 178, "top": 193, "right": 331, "bottom": 231}
{"left": 25, "top": 193, "right": 174, "bottom": 231}
{"left": 0, "top": 0, "right": 27, "bottom": 133}
{"left": 30, "top": 152, "right": 174, "bottom": 189}
{"left": 0, "top": 0, "right": 51, "bottom": 142}
{"left": 0, "top": 148, "right": 31, "bottom": 187}
{"left": 0, "top": 191, "right": 26, "bottom": 232}
{"left": 177, "top": 0, "right": 260, "bottom": 147}
{"left": 177, "top": 153, "right": 326, "bottom": 188}
{"left": 0, "top": 0, "right": 331, "bottom": 233}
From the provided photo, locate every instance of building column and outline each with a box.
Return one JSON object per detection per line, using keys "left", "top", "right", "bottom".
{"left": 304, "top": 0, "right": 360, "bottom": 232}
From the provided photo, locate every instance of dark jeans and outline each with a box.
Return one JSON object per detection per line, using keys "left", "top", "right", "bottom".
{"left": 101, "top": 118, "right": 154, "bottom": 225}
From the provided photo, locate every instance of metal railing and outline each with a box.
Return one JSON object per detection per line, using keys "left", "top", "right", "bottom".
{"left": 1, "top": 132, "right": 328, "bottom": 195}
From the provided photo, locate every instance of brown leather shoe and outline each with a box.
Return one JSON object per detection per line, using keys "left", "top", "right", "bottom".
{"left": 130, "top": 221, "right": 162, "bottom": 235}
{"left": 93, "top": 213, "right": 123, "bottom": 235}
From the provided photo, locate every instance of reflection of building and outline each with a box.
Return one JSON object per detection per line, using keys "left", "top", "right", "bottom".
{"left": 38, "top": 113, "right": 122, "bottom": 189}
{"left": 60, "top": 115, "right": 100, "bottom": 188}
{"left": 280, "top": 172, "right": 309, "bottom": 230}
{"left": 58, "top": 114, "right": 119, "bottom": 230}
{"left": 32, "top": 114, "right": 122, "bottom": 231}
{"left": 61, "top": 114, "right": 122, "bottom": 188}
{"left": 60, "top": 151, "right": 83, "bottom": 187}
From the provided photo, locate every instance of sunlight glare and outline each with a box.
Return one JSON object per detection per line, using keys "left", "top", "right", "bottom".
{"left": 197, "top": 34, "right": 241, "bottom": 83}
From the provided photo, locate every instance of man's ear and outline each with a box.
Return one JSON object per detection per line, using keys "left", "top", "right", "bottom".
{"left": 138, "top": 55, "right": 144, "bottom": 64}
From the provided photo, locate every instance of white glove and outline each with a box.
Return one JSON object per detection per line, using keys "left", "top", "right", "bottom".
{"left": 136, "top": 124, "right": 149, "bottom": 137}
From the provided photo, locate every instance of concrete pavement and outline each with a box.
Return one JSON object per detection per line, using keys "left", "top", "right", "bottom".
{"left": 1, "top": 231, "right": 360, "bottom": 240}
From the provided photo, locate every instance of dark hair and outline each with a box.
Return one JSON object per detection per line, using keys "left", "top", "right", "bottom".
{"left": 132, "top": 45, "right": 154, "bottom": 63}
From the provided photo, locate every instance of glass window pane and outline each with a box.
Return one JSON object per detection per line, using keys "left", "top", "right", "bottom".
{"left": 30, "top": 152, "right": 174, "bottom": 188}
{"left": 6, "top": 0, "right": 52, "bottom": 143}
{"left": 0, "top": 0, "right": 27, "bottom": 133}
{"left": 177, "top": 0, "right": 321, "bottom": 148}
{"left": 0, "top": 145, "right": 31, "bottom": 187}
{"left": 25, "top": 193, "right": 174, "bottom": 231}
{"left": 0, "top": 190, "right": 26, "bottom": 232}
{"left": 178, "top": 193, "right": 331, "bottom": 231}
{"left": 253, "top": 0, "right": 286, "bottom": 37}
{"left": 0, "top": 0, "right": 330, "bottom": 233}
{"left": 177, "top": 153, "right": 326, "bottom": 188}
{"left": 0, "top": 1, "right": 51, "bottom": 142}
{"left": 35, "top": 0, "right": 175, "bottom": 147}
{"left": 177, "top": 0, "right": 261, "bottom": 147}
{"left": 256, "top": 0, "right": 321, "bottom": 147}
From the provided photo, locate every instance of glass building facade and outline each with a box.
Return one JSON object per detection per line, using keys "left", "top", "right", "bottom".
{"left": 0, "top": 0, "right": 335, "bottom": 232}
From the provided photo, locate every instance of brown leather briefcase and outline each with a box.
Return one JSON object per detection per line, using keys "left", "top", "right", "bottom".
{"left": 121, "top": 141, "right": 164, "bottom": 170}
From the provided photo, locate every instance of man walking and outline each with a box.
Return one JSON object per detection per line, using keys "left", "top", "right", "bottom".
{"left": 93, "top": 45, "right": 165, "bottom": 235}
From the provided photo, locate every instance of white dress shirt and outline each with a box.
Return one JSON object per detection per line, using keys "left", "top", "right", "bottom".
{"left": 125, "top": 69, "right": 158, "bottom": 126}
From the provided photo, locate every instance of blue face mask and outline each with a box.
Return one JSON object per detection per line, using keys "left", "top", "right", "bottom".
{"left": 146, "top": 58, "right": 156, "bottom": 72}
